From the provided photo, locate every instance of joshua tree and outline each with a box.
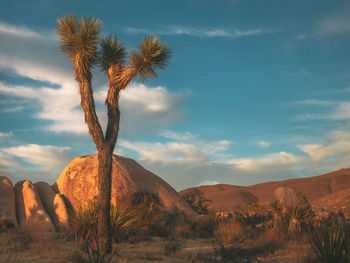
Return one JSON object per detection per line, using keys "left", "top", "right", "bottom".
{"left": 56, "top": 14, "right": 171, "bottom": 262}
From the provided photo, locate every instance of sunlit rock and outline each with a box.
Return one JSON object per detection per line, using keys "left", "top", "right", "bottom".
{"left": 0, "top": 176, "right": 17, "bottom": 227}
{"left": 35, "top": 182, "right": 68, "bottom": 231}
{"left": 54, "top": 154, "right": 196, "bottom": 216}
{"left": 14, "top": 180, "right": 55, "bottom": 232}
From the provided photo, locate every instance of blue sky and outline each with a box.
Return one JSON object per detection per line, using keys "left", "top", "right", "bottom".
{"left": 1, "top": 0, "right": 350, "bottom": 190}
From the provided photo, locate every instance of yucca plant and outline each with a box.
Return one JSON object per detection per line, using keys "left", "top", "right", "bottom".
{"left": 110, "top": 202, "right": 136, "bottom": 241}
{"left": 68, "top": 201, "right": 136, "bottom": 262}
{"left": 269, "top": 200, "right": 287, "bottom": 234}
{"left": 309, "top": 219, "right": 350, "bottom": 263}
{"left": 288, "top": 204, "right": 314, "bottom": 233}
{"left": 68, "top": 202, "right": 99, "bottom": 263}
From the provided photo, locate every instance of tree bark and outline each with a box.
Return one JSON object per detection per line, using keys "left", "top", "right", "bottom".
{"left": 78, "top": 78, "right": 113, "bottom": 262}
{"left": 97, "top": 145, "right": 113, "bottom": 262}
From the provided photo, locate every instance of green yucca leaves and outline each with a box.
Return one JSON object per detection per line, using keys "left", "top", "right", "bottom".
{"left": 98, "top": 35, "right": 127, "bottom": 73}
{"left": 56, "top": 14, "right": 102, "bottom": 64}
{"left": 130, "top": 34, "right": 172, "bottom": 81}
{"left": 310, "top": 220, "right": 350, "bottom": 263}
{"left": 288, "top": 204, "right": 314, "bottom": 233}
{"left": 110, "top": 202, "right": 136, "bottom": 234}
{"left": 57, "top": 15, "right": 171, "bottom": 87}
{"left": 68, "top": 201, "right": 135, "bottom": 242}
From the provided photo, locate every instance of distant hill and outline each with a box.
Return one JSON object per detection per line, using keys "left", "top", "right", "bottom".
{"left": 180, "top": 168, "right": 350, "bottom": 212}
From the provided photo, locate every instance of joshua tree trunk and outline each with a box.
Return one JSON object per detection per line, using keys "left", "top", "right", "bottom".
{"left": 78, "top": 77, "right": 117, "bottom": 262}
{"left": 97, "top": 146, "right": 113, "bottom": 261}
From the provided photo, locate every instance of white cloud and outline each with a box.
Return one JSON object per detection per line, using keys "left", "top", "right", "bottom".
{"left": 125, "top": 26, "right": 275, "bottom": 38}
{"left": 295, "top": 100, "right": 350, "bottom": 121}
{"left": 2, "top": 106, "right": 25, "bottom": 113}
{"left": 0, "top": 22, "right": 188, "bottom": 136}
{"left": 229, "top": 151, "right": 299, "bottom": 171}
{"left": 119, "top": 131, "right": 232, "bottom": 164}
{"left": 296, "top": 99, "right": 336, "bottom": 107}
{"left": 0, "top": 22, "right": 44, "bottom": 39}
{"left": 258, "top": 140, "right": 271, "bottom": 148}
{"left": 0, "top": 132, "right": 12, "bottom": 138}
{"left": 0, "top": 152, "right": 19, "bottom": 168}
{"left": 2, "top": 144, "right": 74, "bottom": 171}
{"left": 197, "top": 180, "right": 219, "bottom": 186}
{"left": 299, "top": 136, "right": 350, "bottom": 162}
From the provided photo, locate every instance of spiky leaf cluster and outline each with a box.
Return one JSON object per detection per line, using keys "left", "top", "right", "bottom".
{"left": 56, "top": 14, "right": 102, "bottom": 64}
{"left": 98, "top": 35, "right": 126, "bottom": 73}
{"left": 130, "top": 35, "right": 172, "bottom": 81}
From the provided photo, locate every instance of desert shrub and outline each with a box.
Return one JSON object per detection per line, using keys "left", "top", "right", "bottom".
{"left": 110, "top": 202, "right": 136, "bottom": 242}
{"left": 0, "top": 229, "right": 33, "bottom": 253}
{"left": 215, "top": 245, "right": 254, "bottom": 263}
{"left": 307, "top": 215, "right": 350, "bottom": 263}
{"left": 68, "top": 202, "right": 99, "bottom": 262}
{"left": 182, "top": 213, "right": 216, "bottom": 238}
{"left": 188, "top": 252, "right": 215, "bottom": 263}
{"left": 213, "top": 231, "right": 278, "bottom": 263}
{"left": 287, "top": 204, "right": 315, "bottom": 233}
{"left": 181, "top": 189, "right": 211, "bottom": 215}
{"left": 130, "top": 190, "right": 162, "bottom": 228}
{"left": 236, "top": 203, "right": 269, "bottom": 231}
{"left": 268, "top": 200, "right": 316, "bottom": 237}
{"left": 162, "top": 240, "right": 182, "bottom": 256}
{"left": 214, "top": 218, "right": 246, "bottom": 246}
{"left": 68, "top": 201, "right": 135, "bottom": 262}
{"left": 213, "top": 210, "right": 278, "bottom": 263}
{"left": 0, "top": 218, "right": 16, "bottom": 232}
{"left": 268, "top": 200, "right": 288, "bottom": 235}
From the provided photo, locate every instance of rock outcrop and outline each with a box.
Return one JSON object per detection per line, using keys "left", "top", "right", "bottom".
{"left": 35, "top": 182, "right": 68, "bottom": 231}
{"left": 14, "top": 180, "right": 55, "bottom": 232}
{"left": 273, "top": 187, "right": 310, "bottom": 208}
{"left": 54, "top": 154, "right": 196, "bottom": 216}
{"left": 0, "top": 176, "right": 17, "bottom": 226}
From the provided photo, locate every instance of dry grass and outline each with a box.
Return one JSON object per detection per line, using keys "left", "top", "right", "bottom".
{"left": 0, "top": 229, "right": 318, "bottom": 263}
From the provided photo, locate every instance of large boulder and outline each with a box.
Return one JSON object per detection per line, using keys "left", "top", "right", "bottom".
{"left": 0, "top": 176, "right": 17, "bottom": 227}
{"left": 14, "top": 180, "right": 55, "bottom": 232}
{"left": 273, "top": 186, "right": 310, "bottom": 208}
{"left": 54, "top": 154, "right": 196, "bottom": 216}
{"left": 35, "top": 182, "right": 68, "bottom": 231}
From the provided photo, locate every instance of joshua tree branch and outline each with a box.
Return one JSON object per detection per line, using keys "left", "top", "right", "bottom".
{"left": 79, "top": 80, "right": 104, "bottom": 150}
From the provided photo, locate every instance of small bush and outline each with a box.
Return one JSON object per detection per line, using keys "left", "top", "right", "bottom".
{"left": 181, "top": 189, "right": 211, "bottom": 215}
{"left": 0, "top": 218, "right": 16, "bottom": 232}
{"left": 308, "top": 217, "right": 350, "bottom": 263}
{"left": 0, "top": 229, "right": 33, "bottom": 253}
{"left": 287, "top": 204, "right": 314, "bottom": 233}
{"left": 68, "top": 201, "right": 135, "bottom": 262}
{"left": 214, "top": 218, "right": 245, "bottom": 246}
{"left": 163, "top": 240, "right": 181, "bottom": 256}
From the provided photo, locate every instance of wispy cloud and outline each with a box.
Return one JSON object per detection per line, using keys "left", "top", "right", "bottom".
{"left": 229, "top": 151, "right": 300, "bottom": 171}
{"left": 315, "top": 7, "right": 350, "bottom": 36}
{"left": 119, "top": 130, "right": 232, "bottom": 164}
{"left": 295, "top": 100, "right": 350, "bottom": 121}
{"left": 0, "top": 132, "right": 12, "bottom": 138}
{"left": 125, "top": 25, "right": 276, "bottom": 38}
{"left": 257, "top": 140, "right": 271, "bottom": 148}
{"left": 2, "top": 144, "right": 74, "bottom": 171}
{"left": 295, "top": 99, "right": 337, "bottom": 107}
{"left": 0, "top": 21, "right": 45, "bottom": 39}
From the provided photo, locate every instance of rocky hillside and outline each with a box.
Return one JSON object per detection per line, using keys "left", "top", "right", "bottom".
{"left": 0, "top": 154, "right": 196, "bottom": 232}
{"left": 180, "top": 168, "right": 350, "bottom": 212}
